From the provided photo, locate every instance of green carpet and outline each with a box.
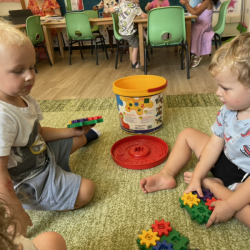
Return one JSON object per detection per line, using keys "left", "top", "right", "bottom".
{"left": 26, "top": 94, "right": 250, "bottom": 250}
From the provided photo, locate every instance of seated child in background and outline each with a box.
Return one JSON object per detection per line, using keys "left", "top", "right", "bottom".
{"left": 140, "top": 33, "right": 250, "bottom": 229}
{"left": 0, "top": 21, "right": 100, "bottom": 236}
{"left": 0, "top": 197, "right": 67, "bottom": 250}
{"left": 145, "top": 0, "right": 170, "bottom": 12}
{"left": 108, "top": 0, "right": 148, "bottom": 69}
{"left": 93, "top": 0, "right": 118, "bottom": 54}
{"left": 180, "top": 0, "right": 218, "bottom": 67}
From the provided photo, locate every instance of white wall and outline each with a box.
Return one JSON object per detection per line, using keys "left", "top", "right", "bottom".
{"left": 0, "top": 0, "right": 29, "bottom": 16}
{"left": 244, "top": 0, "right": 250, "bottom": 32}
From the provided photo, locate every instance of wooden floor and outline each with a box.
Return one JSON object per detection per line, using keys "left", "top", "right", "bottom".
{"left": 32, "top": 46, "right": 218, "bottom": 100}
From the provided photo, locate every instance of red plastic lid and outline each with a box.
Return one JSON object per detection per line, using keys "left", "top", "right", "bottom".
{"left": 111, "top": 135, "right": 169, "bottom": 170}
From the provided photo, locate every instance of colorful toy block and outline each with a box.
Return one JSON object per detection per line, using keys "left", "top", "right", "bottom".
{"left": 152, "top": 219, "right": 172, "bottom": 237}
{"left": 181, "top": 192, "right": 200, "bottom": 208}
{"left": 193, "top": 188, "right": 214, "bottom": 202}
{"left": 139, "top": 229, "right": 160, "bottom": 249}
{"left": 67, "top": 116, "right": 103, "bottom": 128}
{"left": 179, "top": 198, "right": 212, "bottom": 225}
{"left": 205, "top": 197, "right": 221, "bottom": 211}
{"left": 137, "top": 221, "right": 189, "bottom": 250}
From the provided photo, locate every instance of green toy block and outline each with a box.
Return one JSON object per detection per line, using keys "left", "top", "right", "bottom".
{"left": 179, "top": 198, "right": 212, "bottom": 225}
{"left": 237, "top": 22, "right": 248, "bottom": 33}
{"left": 137, "top": 228, "right": 189, "bottom": 250}
{"left": 67, "top": 118, "right": 103, "bottom": 128}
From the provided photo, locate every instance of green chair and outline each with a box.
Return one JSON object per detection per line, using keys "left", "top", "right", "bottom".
{"left": 83, "top": 10, "right": 103, "bottom": 55}
{"left": 111, "top": 12, "right": 149, "bottom": 69}
{"left": 65, "top": 12, "right": 108, "bottom": 65}
{"left": 145, "top": 7, "right": 189, "bottom": 79}
{"left": 213, "top": 1, "right": 230, "bottom": 49}
{"left": 26, "top": 15, "right": 52, "bottom": 71}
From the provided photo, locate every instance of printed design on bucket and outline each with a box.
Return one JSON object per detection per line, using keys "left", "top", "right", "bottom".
{"left": 120, "top": 96, "right": 153, "bottom": 115}
{"left": 117, "top": 93, "right": 164, "bottom": 134}
{"left": 119, "top": 112, "right": 130, "bottom": 129}
{"left": 155, "top": 95, "right": 163, "bottom": 104}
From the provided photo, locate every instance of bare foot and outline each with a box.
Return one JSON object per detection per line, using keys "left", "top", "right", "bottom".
{"left": 184, "top": 171, "right": 193, "bottom": 184}
{"left": 140, "top": 172, "right": 176, "bottom": 194}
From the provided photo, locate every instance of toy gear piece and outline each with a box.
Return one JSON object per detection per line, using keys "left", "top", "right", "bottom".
{"left": 193, "top": 188, "right": 214, "bottom": 202}
{"left": 139, "top": 229, "right": 160, "bottom": 249}
{"left": 181, "top": 192, "right": 200, "bottom": 208}
{"left": 152, "top": 219, "right": 172, "bottom": 237}
{"left": 153, "top": 240, "right": 174, "bottom": 250}
{"left": 205, "top": 197, "right": 221, "bottom": 211}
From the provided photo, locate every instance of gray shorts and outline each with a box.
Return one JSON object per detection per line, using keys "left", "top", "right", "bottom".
{"left": 121, "top": 32, "right": 138, "bottom": 48}
{"left": 16, "top": 138, "right": 81, "bottom": 211}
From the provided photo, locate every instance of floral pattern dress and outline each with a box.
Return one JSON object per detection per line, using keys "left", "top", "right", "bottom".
{"left": 28, "top": 0, "right": 60, "bottom": 17}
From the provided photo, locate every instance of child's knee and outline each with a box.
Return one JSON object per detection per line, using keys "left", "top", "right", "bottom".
{"left": 74, "top": 178, "right": 95, "bottom": 209}
{"left": 33, "top": 232, "right": 67, "bottom": 250}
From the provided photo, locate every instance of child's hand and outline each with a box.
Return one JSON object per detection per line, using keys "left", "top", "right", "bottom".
{"left": 146, "top": 2, "right": 151, "bottom": 8}
{"left": 16, "top": 210, "right": 33, "bottom": 236}
{"left": 184, "top": 178, "right": 203, "bottom": 197}
{"left": 206, "top": 200, "right": 236, "bottom": 228}
{"left": 179, "top": 0, "right": 188, "bottom": 6}
{"left": 72, "top": 124, "right": 95, "bottom": 137}
{"left": 93, "top": 6, "right": 98, "bottom": 11}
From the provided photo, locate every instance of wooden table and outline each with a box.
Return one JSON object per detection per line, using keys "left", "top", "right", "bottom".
{"left": 16, "top": 15, "right": 196, "bottom": 66}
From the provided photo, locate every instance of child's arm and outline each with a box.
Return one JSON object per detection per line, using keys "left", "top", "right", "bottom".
{"left": 140, "top": 12, "right": 148, "bottom": 19}
{"left": 0, "top": 156, "right": 33, "bottom": 236}
{"left": 184, "top": 134, "right": 225, "bottom": 197}
{"left": 108, "top": 7, "right": 116, "bottom": 13}
{"left": 93, "top": 0, "right": 104, "bottom": 11}
{"left": 206, "top": 177, "right": 250, "bottom": 228}
{"left": 180, "top": 0, "right": 211, "bottom": 16}
{"left": 145, "top": 2, "right": 152, "bottom": 12}
{"left": 39, "top": 123, "right": 94, "bottom": 142}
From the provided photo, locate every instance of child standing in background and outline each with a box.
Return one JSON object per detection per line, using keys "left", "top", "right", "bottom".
{"left": 108, "top": 0, "right": 148, "bottom": 69}
{"left": 180, "top": 0, "right": 218, "bottom": 67}
{"left": 140, "top": 33, "right": 250, "bottom": 229}
{"left": 145, "top": 0, "right": 170, "bottom": 12}
{"left": 93, "top": 0, "right": 118, "bottom": 54}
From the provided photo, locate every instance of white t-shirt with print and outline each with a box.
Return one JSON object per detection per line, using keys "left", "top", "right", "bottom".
{"left": 113, "top": 1, "right": 143, "bottom": 35}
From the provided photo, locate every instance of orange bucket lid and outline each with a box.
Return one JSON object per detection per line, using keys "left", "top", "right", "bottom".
{"left": 113, "top": 75, "right": 167, "bottom": 97}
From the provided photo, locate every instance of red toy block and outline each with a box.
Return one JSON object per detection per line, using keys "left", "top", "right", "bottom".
{"left": 152, "top": 219, "right": 172, "bottom": 237}
{"left": 205, "top": 197, "right": 221, "bottom": 211}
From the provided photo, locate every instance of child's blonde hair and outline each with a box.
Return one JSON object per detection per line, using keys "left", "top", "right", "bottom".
{"left": 0, "top": 21, "right": 31, "bottom": 49}
{"left": 0, "top": 197, "right": 19, "bottom": 250}
{"left": 209, "top": 32, "right": 250, "bottom": 87}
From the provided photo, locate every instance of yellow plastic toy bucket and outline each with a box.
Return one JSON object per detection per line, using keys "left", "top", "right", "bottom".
{"left": 113, "top": 75, "right": 167, "bottom": 134}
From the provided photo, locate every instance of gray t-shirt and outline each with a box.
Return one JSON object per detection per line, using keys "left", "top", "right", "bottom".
{"left": 211, "top": 105, "right": 250, "bottom": 173}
